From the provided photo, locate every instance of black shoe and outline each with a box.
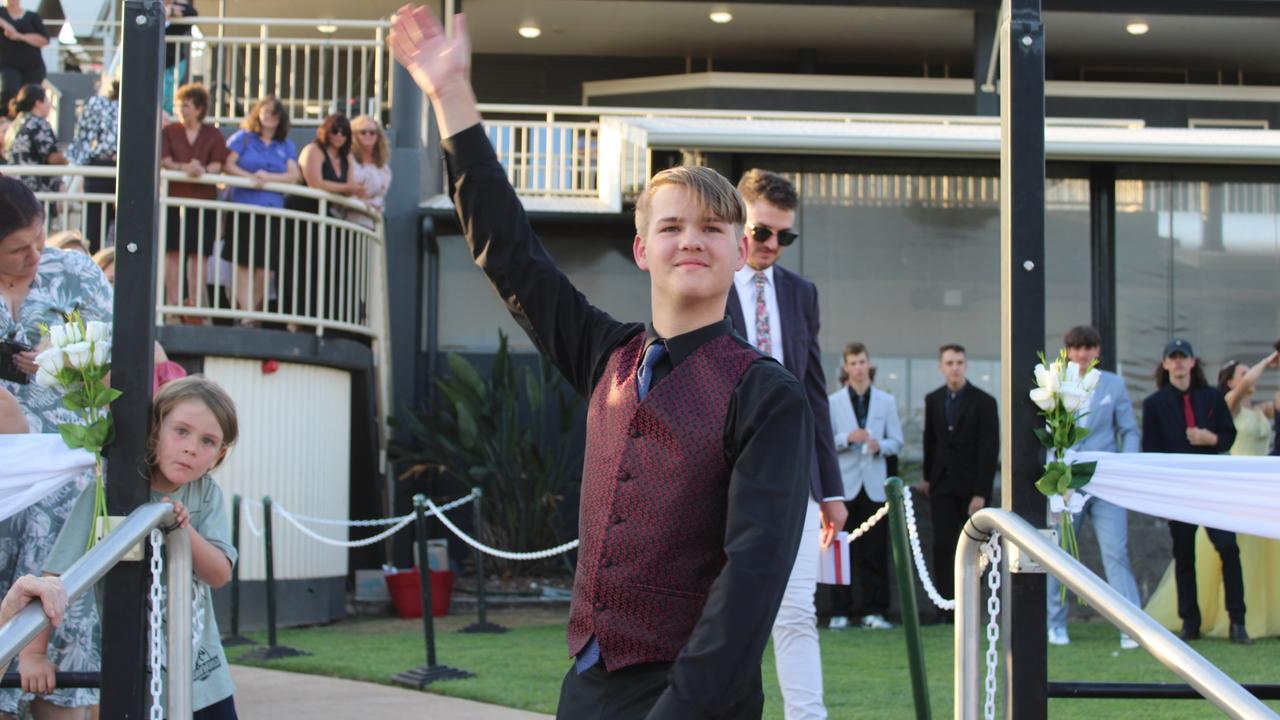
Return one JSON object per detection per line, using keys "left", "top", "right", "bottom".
{"left": 1178, "top": 624, "right": 1201, "bottom": 641}
{"left": 1230, "top": 623, "right": 1253, "bottom": 645}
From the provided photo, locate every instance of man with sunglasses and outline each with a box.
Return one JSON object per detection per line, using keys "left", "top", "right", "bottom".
{"left": 726, "top": 168, "right": 845, "bottom": 720}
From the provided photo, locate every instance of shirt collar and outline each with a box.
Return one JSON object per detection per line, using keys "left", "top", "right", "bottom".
{"left": 734, "top": 264, "right": 774, "bottom": 289}
{"left": 642, "top": 317, "right": 735, "bottom": 369}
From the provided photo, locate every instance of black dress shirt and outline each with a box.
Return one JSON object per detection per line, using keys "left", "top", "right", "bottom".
{"left": 848, "top": 385, "right": 870, "bottom": 429}
{"left": 443, "top": 123, "right": 812, "bottom": 718}
{"left": 1141, "top": 384, "right": 1235, "bottom": 454}
{"left": 944, "top": 383, "right": 967, "bottom": 430}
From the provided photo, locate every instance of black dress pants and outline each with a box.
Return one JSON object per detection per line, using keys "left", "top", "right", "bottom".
{"left": 1168, "top": 520, "right": 1246, "bottom": 627}
{"left": 556, "top": 661, "right": 762, "bottom": 719}
{"left": 930, "top": 492, "right": 970, "bottom": 614}
{"left": 830, "top": 490, "right": 890, "bottom": 619}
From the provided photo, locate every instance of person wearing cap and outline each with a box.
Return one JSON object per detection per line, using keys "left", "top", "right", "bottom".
{"left": 1141, "top": 338, "right": 1249, "bottom": 644}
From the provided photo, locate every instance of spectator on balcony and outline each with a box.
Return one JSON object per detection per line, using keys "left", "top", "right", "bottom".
{"left": 0, "top": 0, "right": 48, "bottom": 115}
{"left": 346, "top": 115, "right": 391, "bottom": 230}
{"left": 4, "top": 84, "right": 66, "bottom": 196}
{"left": 161, "top": 82, "right": 226, "bottom": 321}
{"left": 223, "top": 96, "right": 300, "bottom": 322}
{"left": 67, "top": 71, "right": 120, "bottom": 252}
{"left": 161, "top": 0, "right": 198, "bottom": 114}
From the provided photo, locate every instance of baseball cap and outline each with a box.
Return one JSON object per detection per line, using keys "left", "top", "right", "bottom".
{"left": 1163, "top": 338, "right": 1194, "bottom": 358}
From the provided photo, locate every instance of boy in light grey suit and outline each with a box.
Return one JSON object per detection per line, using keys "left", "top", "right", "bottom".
{"left": 1047, "top": 326, "right": 1142, "bottom": 649}
{"left": 827, "top": 342, "right": 903, "bottom": 630}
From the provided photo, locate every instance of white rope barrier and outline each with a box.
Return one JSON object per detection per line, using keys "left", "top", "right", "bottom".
{"left": 844, "top": 503, "right": 890, "bottom": 544}
{"left": 241, "top": 499, "right": 263, "bottom": 538}
{"left": 424, "top": 497, "right": 580, "bottom": 561}
{"left": 900, "top": 487, "right": 956, "bottom": 611}
{"left": 274, "top": 506, "right": 417, "bottom": 548}
{"left": 238, "top": 493, "right": 478, "bottom": 548}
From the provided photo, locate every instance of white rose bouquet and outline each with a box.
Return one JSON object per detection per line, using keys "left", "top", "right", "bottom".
{"left": 1029, "top": 348, "right": 1101, "bottom": 563}
{"left": 36, "top": 310, "right": 119, "bottom": 550}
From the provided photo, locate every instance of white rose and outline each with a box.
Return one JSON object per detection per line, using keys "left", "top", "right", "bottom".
{"left": 1061, "top": 386, "right": 1087, "bottom": 413}
{"left": 34, "top": 347, "right": 65, "bottom": 375}
{"left": 1081, "top": 367, "right": 1101, "bottom": 393}
{"left": 48, "top": 324, "right": 68, "bottom": 348}
{"left": 1064, "top": 361, "right": 1082, "bottom": 385}
{"left": 1033, "top": 363, "right": 1051, "bottom": 389}
{"left": 84, "top": 321, "right": 108, "bottom": 344}
{"left": 35, "top": 367, "right": 59, "bottom": 388}
{"left": 1029, "top": 387, "right": 1056, "bottom": 411}
{"left": 63, "top": 322, "right": 84, "bottom": 344}
{"left": 63, "top": 341, "right": 92, "bottom": 369}
{"left": 91, "top": 340, "right": 111, "bottom": 366}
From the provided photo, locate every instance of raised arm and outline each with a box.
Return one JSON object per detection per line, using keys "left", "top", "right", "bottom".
{"left": 1224, "top": 351, "right": 1279, "bottom": 413}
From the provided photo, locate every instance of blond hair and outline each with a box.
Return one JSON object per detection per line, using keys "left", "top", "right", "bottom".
{"left": 350, "top": 115, "right": 389, "bottom": 167}
{"left": 146, "top": 375, "right": 239, "bottom": 476}
{"left": 633, "top": 165, "right": 745, "bottom": 236}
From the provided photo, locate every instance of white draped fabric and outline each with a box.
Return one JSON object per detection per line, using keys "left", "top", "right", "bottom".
{"left": 1074, "top": 451, "right": 1280, "bottom": 540}
{"left": 0, "top": 435, "right": 95, "bottom": 523}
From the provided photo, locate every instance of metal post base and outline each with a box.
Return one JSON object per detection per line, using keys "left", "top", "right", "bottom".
{"left": 220, "top": 634, "right": 257, "bottom": 647}
{"left": 239, "top": 644, "right": 309, "bottom": 660}
{"left": 458, "top": 621, "right": 507, "bottom": 634}
{"left": 392, "top": 664, "right": 474, "bottom": 688}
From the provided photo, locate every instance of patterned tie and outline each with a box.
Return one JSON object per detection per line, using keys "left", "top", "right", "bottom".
{"left": 753, "top": 271, "right": 771, "bottom": 355}
{"left": 636, "top": 342, "right": 668, "bottom": 401}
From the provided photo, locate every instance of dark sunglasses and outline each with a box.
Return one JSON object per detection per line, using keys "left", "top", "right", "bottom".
{"left": 747, "top": 223, "right": 799, "bottom": 247}
{"left": 331, "top": 127, "right": 350, "bottom": 136}
{"left": 356, "top": 129, "right": 378, "bottom": 136}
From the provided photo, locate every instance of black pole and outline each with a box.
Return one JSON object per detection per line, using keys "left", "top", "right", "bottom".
{"left": 1089, "top": 165, "right": 1118, "bottom": 373}
{"left": 1001, "top": 1, "right": 1048, "bottom": 718}
{"left": 223, "top": 494, "right": 254, "bottom": 646}
{"left": 241, "top": 496, "right": 305, "bottom": 660}
{"left": 391, "top": 494, "right": 472, "bottom": 687}
{"left": 99, "top": 3, "right": 163, "bottom": 717}
{"left": 461, "top": 489, "right": 507, "bottom": 633}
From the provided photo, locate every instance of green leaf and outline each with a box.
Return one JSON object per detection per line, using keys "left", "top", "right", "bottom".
{"left": 1068, "top": 461, "right": 1096, "bottom": 488}
{"left": 455, "top": 400, "right": 478, "bottom": 447}
{"left": 83, "top": 419, "right": 111, "bottom": 451}
{"left": 101, "top": 387, "right": 123, "bottom": 404}
{"left": 1035, "top": 465, "right": 1062, "bottom": 496}
{"left": 1070, "top": 424, "right": 1091, "bottom": 446}
{"left": 1032, "top": 427, "right": 1053, "bottom": 449}
{"left": 58, "top": 423, "right": 87, "bottom": 450}
{"left": 446, "top": 353, "right": 487, "bottom": 402}
{"left": 1057, "top": 463, "right": 1073, "bottom": 495}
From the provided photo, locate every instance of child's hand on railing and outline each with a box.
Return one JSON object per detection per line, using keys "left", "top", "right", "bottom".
{"left": 161, "top": 497, "right": 191, "bottom": 530}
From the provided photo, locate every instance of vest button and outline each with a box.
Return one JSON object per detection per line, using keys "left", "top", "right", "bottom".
{"left": 630, "top": 427, "right": 642, "bottom": 438}
{"left": 610, "top": 514, "right": 623, "bottom": 525}
{"left": 602, "top": 558, "right": 613, "bottom": 568}
{"left": 618, "top": 471, "right": 631, "bottom": 482}
{"left": 594, "top": 602, "right": 606, "bottom": 612}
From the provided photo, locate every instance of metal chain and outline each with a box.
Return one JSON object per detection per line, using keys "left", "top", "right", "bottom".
{"left": 148, "top": 529, "right": 165, "bottom": 720}
{"left": 982, "top": 532, "right": 1003, "bottom": 720}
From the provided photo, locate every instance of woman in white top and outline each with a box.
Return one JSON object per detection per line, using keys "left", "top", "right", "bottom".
{"left": 345, "top": 115, "right": 392, "bottom": 229}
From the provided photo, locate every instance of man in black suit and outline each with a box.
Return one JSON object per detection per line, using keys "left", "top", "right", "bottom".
{"left": 726, "top": 169, "right": 846, "bottom": 719}
{"left": 923, "top": 343, "right": 999, "bottom": 621}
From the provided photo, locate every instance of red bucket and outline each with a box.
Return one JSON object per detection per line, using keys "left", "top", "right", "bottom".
{"left": 385, "top": 567, "right": 454, "bottom": 618}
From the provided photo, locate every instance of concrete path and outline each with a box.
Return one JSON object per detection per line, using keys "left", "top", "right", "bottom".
{"left": 231, "top": 665, "right": 553, "bottom": 719}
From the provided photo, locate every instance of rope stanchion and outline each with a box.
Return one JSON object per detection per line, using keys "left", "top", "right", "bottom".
{"left": 885, "top": 478, "right": 932, "bottom": 720}
{"left": 459, "top": 488, "right": 507, "bottom": 634}
{"left": 222, "top": 494, "right": 255, "bottom": 647}
{"left": 424, "top": 497, "right": 580, "bottom": 561}
{"left": 900, "top": 485, "right": 956, "bottom": 611}
{"left": 391, "top": 494, "right": 473, "bottom": 689}
{"left": 240, "top": 497, "right": 308, "bottom": 661}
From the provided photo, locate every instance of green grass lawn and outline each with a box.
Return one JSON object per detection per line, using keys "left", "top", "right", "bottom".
{"left": 229, "top": 610, "right": 1280, "bottom": 718}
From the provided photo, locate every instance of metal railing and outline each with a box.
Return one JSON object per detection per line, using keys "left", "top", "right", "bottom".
{"left": 0, "top": 164, "right": 388, "bottom": 339}
{"left": 0, "top": 502, "right": 191, "bottom": 717}
{"left": 955, "top": 508, "right": 1278, "bottom": 720}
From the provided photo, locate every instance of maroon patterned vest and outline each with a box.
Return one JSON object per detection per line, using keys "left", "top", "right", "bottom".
{"left": 566, "top": 332, "right": 762, "bottom": 670}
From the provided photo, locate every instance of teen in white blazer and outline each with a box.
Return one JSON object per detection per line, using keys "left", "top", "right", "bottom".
{"left": 829, "top": 386, "right": 904, "bottom": 504}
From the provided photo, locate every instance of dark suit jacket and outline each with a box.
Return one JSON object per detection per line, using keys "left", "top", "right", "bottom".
{"left": 727, "top": 264, "right": 843, "bottom": 502}
{"left": 923, "top": 383, "right": 999, "bottom": 503}
{"left": 1141, "top": 384, "right": 1235, "bottom": 454}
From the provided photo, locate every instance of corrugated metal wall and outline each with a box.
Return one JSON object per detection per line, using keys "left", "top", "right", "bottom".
{"left": 204, "top": 357, "right": 351, "bottom": 582}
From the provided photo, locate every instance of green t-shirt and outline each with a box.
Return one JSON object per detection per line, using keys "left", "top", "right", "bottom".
{"left": 46, "top": 476, "right": 238, "bottom": 712}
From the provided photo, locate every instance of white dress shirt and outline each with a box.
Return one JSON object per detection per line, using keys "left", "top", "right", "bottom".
{"left": 733, "top": 264, "right": 784, "bottom": 365}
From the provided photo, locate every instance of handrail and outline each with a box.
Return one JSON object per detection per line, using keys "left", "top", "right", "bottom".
{"left": 954, "top": 508, "right": 1278, "bottom": 720}
{"left": 0, "top": 502, "right": 193, "bottom": 717}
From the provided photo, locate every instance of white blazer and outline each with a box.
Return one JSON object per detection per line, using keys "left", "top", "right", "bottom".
{"left": 829, "top": 386, "right": 904, "bottom": 503}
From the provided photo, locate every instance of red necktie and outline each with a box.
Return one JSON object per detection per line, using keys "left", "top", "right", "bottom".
{"left": 1182, "top": 393, "right": 1196, "bottom": 429}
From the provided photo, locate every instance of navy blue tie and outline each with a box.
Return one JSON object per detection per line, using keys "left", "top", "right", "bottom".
{"left": 636, "top": 342, "right": 668, "bottom": 401}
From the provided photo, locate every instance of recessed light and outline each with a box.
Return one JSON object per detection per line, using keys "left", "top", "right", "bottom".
{"left": 1125, "top": 21, "right": 1149, "bottom": 35}
{"left": 709, "top": 9, "right": 733, "bottom": 24}
{"left": 317, "top": 23, "right": 338, "bottom": 33}
{"left": 518, "top": 23, "right": 542, "bottom": 38}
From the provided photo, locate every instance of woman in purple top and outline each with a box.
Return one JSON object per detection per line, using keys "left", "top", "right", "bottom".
{"left": 222, "top": 96, "right": 300, "bottom": 321}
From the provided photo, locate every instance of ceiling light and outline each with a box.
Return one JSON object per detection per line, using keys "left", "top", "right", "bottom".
{"left": 316, "top": 23, "right": 338, "bottom": 33}
{"left": 709, "top": 9, "right": 733, "bottom": 24}
{"left": 518, "top": 23, "right": 542, "bottom": 39}
{"left": 1125, "top": 21, "right": 1149, "bottom": 35}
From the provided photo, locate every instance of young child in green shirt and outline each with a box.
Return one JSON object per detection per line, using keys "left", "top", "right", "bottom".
{"left": 18, "top": 376, "right": 241, "bottom": 719}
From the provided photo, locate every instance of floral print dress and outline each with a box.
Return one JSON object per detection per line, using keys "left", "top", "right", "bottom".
{"left": 0, "top": 248, "right": 113, "bottom": 713}
{"left": 3, "top": 112, "right": 61, "bottom": 194}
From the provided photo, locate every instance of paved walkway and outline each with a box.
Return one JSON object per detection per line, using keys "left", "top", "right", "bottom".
{"left": 231, "top": 665, "right": 553, "bottom": 719}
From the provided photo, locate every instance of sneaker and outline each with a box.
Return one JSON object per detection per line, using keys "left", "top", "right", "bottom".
{"left": 1119, "top": 634, "right": 1139, "bottom": 650}
{"left": 829, "top": 616, "right": 850, "bottom": 630}
{"left": 861, "top": 614, "right": 893, "bottom": 630}
{"left": 1047, "top": 627, "right": 1070, "bottom": 646}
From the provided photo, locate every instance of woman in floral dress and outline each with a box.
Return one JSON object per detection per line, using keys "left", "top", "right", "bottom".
{"left": 0, "top": 177, "right": 111, "bottom": 719}
{"left": 3, "top": 83, "right": 66, "bottom": 197}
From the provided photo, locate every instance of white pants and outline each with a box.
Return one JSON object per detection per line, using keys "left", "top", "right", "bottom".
{"left": 770, "top": 497, "right": 826, "bottom": 720}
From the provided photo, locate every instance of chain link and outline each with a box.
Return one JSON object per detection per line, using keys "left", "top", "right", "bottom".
{"left": 148, "top": 529, "right": 165, "bottom": 720}
{"left": 982, "top": 532, "right": 1002, "bottom": 720}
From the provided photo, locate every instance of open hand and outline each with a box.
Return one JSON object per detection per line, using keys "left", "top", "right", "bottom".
{"left": 388, "top": 5, "right": 471, "bottom": 100}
